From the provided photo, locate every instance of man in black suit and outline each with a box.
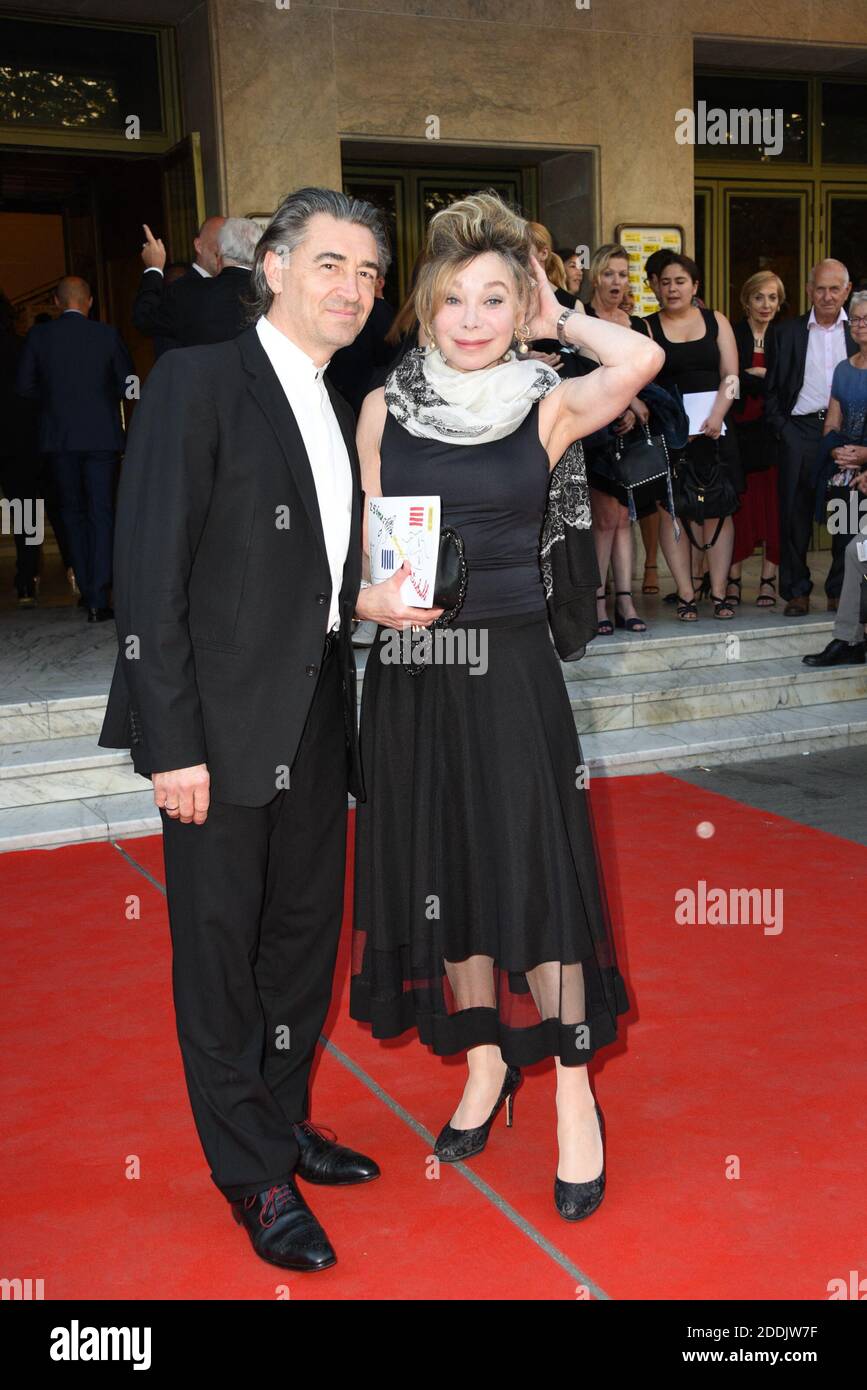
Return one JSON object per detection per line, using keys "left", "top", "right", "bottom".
{"left": 765, "top": 259, "right": 855, "bottom": 615}
{"left": 16, "top": 277, "right": 133, "bottom": 621}
{"left": 99, "top": 187, "right": 438, "bottom": 1272}
{"left": 133, "top": 217, "right": 255, "bottom": 349}
{"left": 132, "top": 215, "right": 223, "bottom": 355}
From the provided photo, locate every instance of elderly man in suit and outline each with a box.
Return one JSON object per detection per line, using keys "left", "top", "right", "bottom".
{"left": 132, "top": 215, "right": 225, "bottom": 355}
{"left": 133, "top": 217, "right": 257, "bottom": 349}
{"left": 99, "top": 188, "right": 438, "bottom": 1273}
{"left": 766, "top": 259, "right": 855, "bottom": 615}
{"left": 16, "top": 276, "right": 133, "bottom": 621}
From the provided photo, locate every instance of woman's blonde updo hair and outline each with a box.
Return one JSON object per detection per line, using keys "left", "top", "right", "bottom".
{"left": 414, "top": 189, "right": 537, "bottom": 343}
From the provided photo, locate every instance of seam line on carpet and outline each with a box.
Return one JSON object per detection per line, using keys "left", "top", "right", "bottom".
{"left": 115, "top": 838, "right": 611, "bottom": 1300}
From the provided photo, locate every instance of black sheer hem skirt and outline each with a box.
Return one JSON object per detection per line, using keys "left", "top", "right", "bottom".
{"left": 349, "top": 609, "right": 630, "bottom": 1068}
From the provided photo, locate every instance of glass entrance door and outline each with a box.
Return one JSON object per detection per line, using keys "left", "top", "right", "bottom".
{"left": 723, "top": 185, "right": 810, "bottom": 322}
{"left": 823, "top": 186, "right": 867, "bottom": 291}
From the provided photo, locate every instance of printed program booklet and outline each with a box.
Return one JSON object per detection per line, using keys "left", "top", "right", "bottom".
{"left": 368, "top": 495, "right": 441, "bottom": 608}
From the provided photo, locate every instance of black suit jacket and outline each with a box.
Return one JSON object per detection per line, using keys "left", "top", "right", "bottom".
{"left": 132, "top": 265, "right": 251, "bottom": 349}
{"left": 98, "top": 324, "right": 366, "bottom": 806}
{"left": 765, "top": 311, "right": 856, "bottom": 437}
{"left": 16, "top": 312, "right": 132, "bottom": 453}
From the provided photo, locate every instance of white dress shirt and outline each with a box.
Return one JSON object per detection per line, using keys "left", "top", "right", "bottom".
{"left": 793, "top": 306, "right": 849, "bottom": 415}
{"left": 255, "top": 314, "right": 353, "bottom": 634}
{"left": 144, "top": 262, "right": 210, "bottom": 278}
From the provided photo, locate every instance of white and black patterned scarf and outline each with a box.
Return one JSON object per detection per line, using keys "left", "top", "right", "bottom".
{"left": 385, "top": 345, "right": 591, "bottom": 598}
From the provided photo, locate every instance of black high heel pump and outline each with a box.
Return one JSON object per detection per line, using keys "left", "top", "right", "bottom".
{"left": 554, "top": 1102, "right": 606, "bottom": 1221}
{"left": 433, "top": 1065, "right": 522, "bottom": 1162}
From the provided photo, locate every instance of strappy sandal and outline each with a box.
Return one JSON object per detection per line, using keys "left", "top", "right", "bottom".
{"left": 756, "top": 575, "right": 777, "bottom": 607}
{"left": 712, "top": 593, "right": 736, "bottom": 620}
{"left": 676, "top": 594, "right": 698, "bottom": 622}
{"left": 642, "top": 563, "right": 660, "bottom": 595}
{"left": 596, "top": 588, "right": 613, "bottom": 636}
{"left": 614, "top": 591, "right": 647, "bottom": 632}
{"left": 725, "top": 574, "right": 742, "bottom": 606}
{"left": 693, "top": 573, "right": 711, "bottom": 602}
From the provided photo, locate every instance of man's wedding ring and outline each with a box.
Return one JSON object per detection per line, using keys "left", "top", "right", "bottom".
{"left": 165, "top": 804, "right": 179, "bottom": 811}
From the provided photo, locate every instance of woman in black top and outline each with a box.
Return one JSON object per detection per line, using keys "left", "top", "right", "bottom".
{"left": 645, "top": 254, "right": 742, "bottom": 620}
{"left": 579, "top": 244, "right": 655, "bottom": 633}
{"left": 352, "top": 192, "right": 664, "bottom": 1220}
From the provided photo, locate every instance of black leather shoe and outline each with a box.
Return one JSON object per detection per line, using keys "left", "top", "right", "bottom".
{"left": 802, "top": 638, "right": 866, "bottom": 667}
{"left": 86, "top": 606, "right": 114, "bottom": 623}
{"left": 230, "top": 1179, "right": 336, "bottom": 1271}
{"left": 554, "top": 1103, "right": 606, "bottom": 1222}
{"left": 292, "top": 1120, "right": 380, "bottom": 1186}
{"left": 434, "top": 1065, "right": 522, "bottom": 1162}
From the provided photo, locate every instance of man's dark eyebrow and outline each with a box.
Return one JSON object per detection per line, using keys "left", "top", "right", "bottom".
{"left": 312, "top": 250, "right": 380, "bottom": 270}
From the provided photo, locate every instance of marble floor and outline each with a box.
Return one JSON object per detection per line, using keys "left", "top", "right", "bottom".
{"left": 0, "top": 546, "right": 839, "bottom": 707}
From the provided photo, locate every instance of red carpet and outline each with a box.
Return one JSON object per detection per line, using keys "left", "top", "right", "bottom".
{"left": 1, "top": 773, "right": 865, "bottom": 1300}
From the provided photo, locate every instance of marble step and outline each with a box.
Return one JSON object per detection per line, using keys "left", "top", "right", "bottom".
{"left": 0, "top": 789, "right": 159, "bottom": 853}
{"left": 0, "top": 735, "right": 140, "bottom": 809}
{"left": 352, "top": 616, "right": 838, "bottom": 683}
{"left": 579, "top": 697, "right": 867, "bottom": 776}
{"left": 564, "top": 654, "right": 867, "bottom": 732}
{"left": 0, "top": 693, "right": 108, "bottom": 745}
{"left": 559, "top": 616, "right": 837, "bottom": 680}
{"left": 3, "top": 698, "right": 866, "bottom": 852}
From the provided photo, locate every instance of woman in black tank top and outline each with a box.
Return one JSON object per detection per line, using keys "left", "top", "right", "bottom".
{"left": 350, "top": 191, "right": 665, "bottom": 1221}
{"left": 645, "top": 254, "right": 743, "bottom": 620}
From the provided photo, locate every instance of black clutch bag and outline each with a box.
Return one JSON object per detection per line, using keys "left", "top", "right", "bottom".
{"left": 432, "top": 526, "right": 468, "bottom": 620}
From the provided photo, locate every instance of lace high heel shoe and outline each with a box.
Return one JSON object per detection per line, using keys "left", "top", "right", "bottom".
{"left": 554, "top": 1102, "right": 606, "bottom": 1221}
{"left": 433, "top": 1065, "right": 522, "bottom": 1162}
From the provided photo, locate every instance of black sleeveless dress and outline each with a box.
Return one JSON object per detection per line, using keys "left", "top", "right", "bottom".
{"left": 646, "top": 307, "right": 744, "bottom": 496}
{"left": 349, "top": 401, "right": 630, "bottom": 1067}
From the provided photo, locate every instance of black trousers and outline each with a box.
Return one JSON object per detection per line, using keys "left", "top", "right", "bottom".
{"left": 777, "top": 416, "right": 823, "bottom": 601}
{"left": 160, "top": 638, "right": 348, "bottom": 1202}
{"left": 48, "top": 449, "right": 117, "bottom": 608}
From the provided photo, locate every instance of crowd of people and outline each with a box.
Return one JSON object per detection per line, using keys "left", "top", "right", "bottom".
{"left": 3, "top": 205, "right": 867, "bottom": 665}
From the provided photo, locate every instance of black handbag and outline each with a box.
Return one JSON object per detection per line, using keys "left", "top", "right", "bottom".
{"left": 402, "top": 525, "right": 468, "bottom": 676}
{"left": 432, "top": 525, "right": 468, "bottom": 620}
{"left": 611, "top": 424, "right": 675, "bottom": 520}
{"left": 671, "top": 436, "right": 740, "bottom": 549}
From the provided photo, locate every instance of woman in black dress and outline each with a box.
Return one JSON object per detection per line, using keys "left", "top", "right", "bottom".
{"left": 350, "top": 192, "right": 664, "bottom": 1219}
{"left": 579, "top": 243, "right": 656, "bottom": 634}
{"left": 645, "top": 255, "right": 743, "bottom": 620}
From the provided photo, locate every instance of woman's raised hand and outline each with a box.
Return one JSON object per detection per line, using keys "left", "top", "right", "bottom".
{"left": 524, "top": 252, "right": 563, "bottom": 342}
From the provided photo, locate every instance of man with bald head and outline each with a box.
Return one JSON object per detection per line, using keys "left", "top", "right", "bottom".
{"left": 132, "top": 214, "right": 227, "bottom": 355}
{"left": 766, "top": 259, "right": 855, "bottom": 614}
{"left": 17, "top": 276, "right": 133, "bottom": 620}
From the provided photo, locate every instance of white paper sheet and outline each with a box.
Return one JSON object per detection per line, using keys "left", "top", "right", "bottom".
{"left": 683, "top": 390, "right": 727, "bottom": 436}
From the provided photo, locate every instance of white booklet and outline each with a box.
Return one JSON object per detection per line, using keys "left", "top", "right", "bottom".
{"left": 368, "top": 495, "right": 441, "bottom": 608}
{"left": 683, "top": 390, "right": 727, "bottom": 435}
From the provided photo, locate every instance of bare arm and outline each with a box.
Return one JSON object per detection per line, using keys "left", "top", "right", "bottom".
{"left": 699, "top": 311, "right": 740, "bottom": 439}
{"left": 535, "top": 295, "right": 665, "bottom": 465}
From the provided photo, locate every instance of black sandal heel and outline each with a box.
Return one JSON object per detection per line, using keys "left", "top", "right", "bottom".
{"left": 614, "top": 590, "right": 647, "bottom": 632}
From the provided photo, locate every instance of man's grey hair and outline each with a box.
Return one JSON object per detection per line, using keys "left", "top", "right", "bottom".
{"left": 217, "top": 217, "right": 261, "bottom": 269}
{"left": 808, "top": 258, "right": 850, "bottom": 285}
{"left": 246, "top": 187, "right": 391, "bottom": 322}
